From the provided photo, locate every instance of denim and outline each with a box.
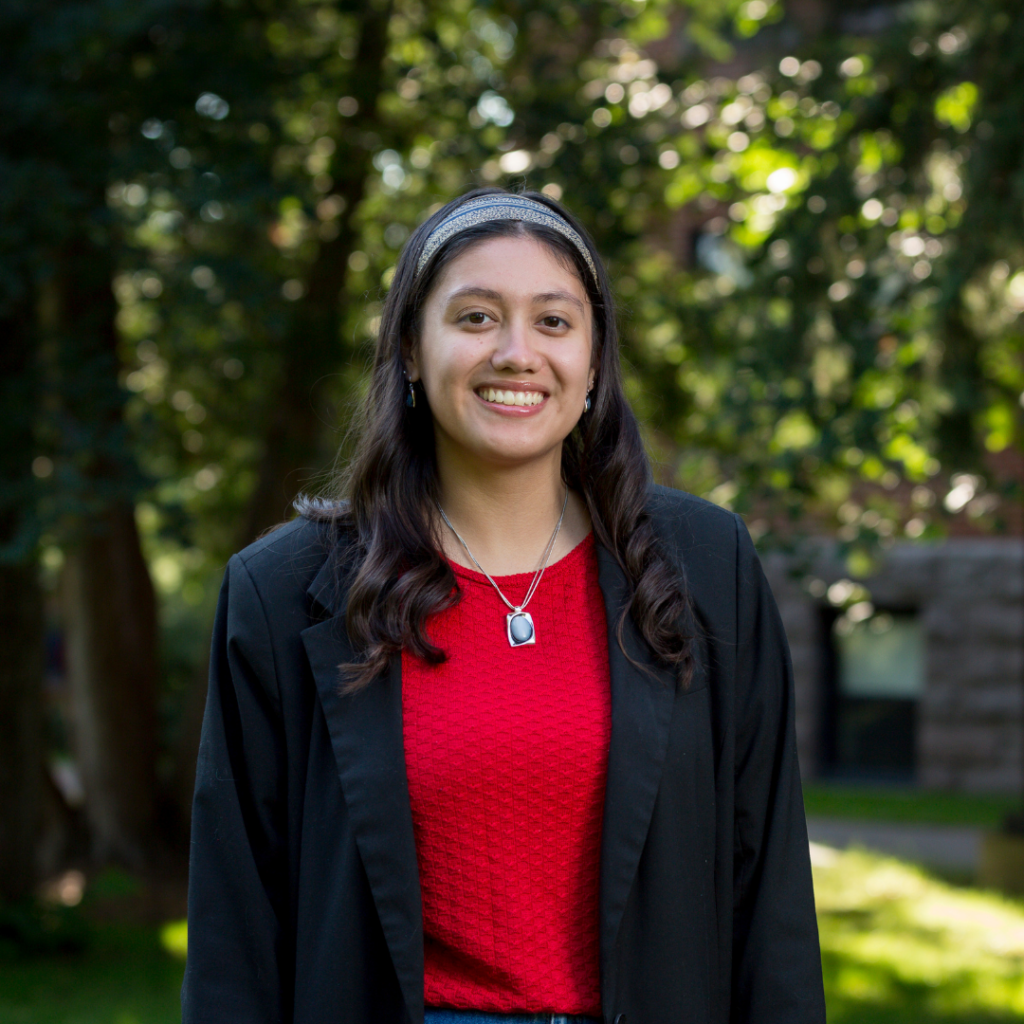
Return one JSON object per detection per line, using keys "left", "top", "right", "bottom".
{"left": 424, "top": 1012, "right": 601, "bottom": 1024}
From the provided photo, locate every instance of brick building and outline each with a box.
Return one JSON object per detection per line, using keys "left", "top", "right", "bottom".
{"left": 764, "top": 537, "right": 1024, "bottom": 793}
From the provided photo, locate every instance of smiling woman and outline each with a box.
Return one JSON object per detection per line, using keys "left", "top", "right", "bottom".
{"left": 407, "top": 234, "right": 596, "bottom": 541}
{"left": 317, "top": 188, "right": 695, "bottom": 685}
{"left": 182, "top": 187, "right": 825, "bottom": 1024}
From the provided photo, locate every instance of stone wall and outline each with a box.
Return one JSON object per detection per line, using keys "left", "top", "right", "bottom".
{"left": 761, "top": 538, "right": 1024, "bottom": 793}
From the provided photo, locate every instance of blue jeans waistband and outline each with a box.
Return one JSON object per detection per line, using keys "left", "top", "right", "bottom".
{"left": 424, "top": 1011, "right": 601, "bottom": 1024}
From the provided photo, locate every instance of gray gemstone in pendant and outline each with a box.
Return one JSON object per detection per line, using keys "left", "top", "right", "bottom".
{"left": 509, "top": 613, "right": 534, "bottom": 644}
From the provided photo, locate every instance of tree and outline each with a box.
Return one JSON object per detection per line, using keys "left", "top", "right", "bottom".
{"left": 104, "top": 0, "right": 759, "bottom": 830}
{"left": 0, "top": 0, "right": 191, "bottom": 868}
{"left": 5, "top": 0, "right": 1021, "bottom": 888}
{"left": 114, "top": 0, "right": 1022, "bottom": 824}
{"left": 613, "top": 0, "right": 1023, "bottom": 561}
{"left": 0, "top": 291, "right": 46, "bottom": 902}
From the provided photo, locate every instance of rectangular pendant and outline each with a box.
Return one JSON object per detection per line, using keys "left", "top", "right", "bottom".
{"left": 506, "top": 610, "right": 536, "bottom": 647}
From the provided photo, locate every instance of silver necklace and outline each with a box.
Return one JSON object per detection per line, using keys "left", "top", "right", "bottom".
{"left": 435, "top": 486, "right": 569, "bottom": 647}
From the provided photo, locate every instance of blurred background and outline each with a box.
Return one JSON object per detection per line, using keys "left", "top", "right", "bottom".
{"left": 2, "top": 0, "right": 1023, "bottom": 1020}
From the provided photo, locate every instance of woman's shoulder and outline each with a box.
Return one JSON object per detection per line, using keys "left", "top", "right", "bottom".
{"left": 645, "top": 484, "right": 774, "bottom": 633}
{"left": 644, "top": 483, "right": 768, "bottom": 607}
{"left": 645, "top": 482, "right": 744, "bottom": 553}
{"left": 229, "top": 512, "right": 354, "bottom": 612}
{"left": 233, "top": 514, "right": 328, "bottom": 571}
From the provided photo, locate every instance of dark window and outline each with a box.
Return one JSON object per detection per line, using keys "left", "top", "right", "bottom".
{"left": 820, "top": 608, "right": 923, "bottom": 782}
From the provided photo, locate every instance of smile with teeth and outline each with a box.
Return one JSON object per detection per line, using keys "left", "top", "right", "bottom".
{"left": 477, "top": 388, "right": 546, "bottom": 407}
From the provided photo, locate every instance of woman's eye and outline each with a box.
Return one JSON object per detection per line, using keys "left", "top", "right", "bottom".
{"left": 463, "top": 311, "right": 491, "bottom": 325}
{"left": 541, "top": 315, "right": 568, "bottom": 329}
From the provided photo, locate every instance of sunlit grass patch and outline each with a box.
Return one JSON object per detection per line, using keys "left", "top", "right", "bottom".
{"left": 813, "top": 842, "right": 1024, "bottom": 1021}
{"left": 6, "top": 848, "right": 1024, "bottom": 1023}
{"left": 159, "top": 918, "right": 187, "bottom": 959}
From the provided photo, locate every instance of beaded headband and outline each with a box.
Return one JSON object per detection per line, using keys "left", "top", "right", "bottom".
{"left": 414, "top": 195, "right": 598, "bottom": 282}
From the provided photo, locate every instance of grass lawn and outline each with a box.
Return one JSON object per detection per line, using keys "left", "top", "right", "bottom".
{"left": 0, "top": 921, "right": 184, "bottom": 1024}
{"left": 815, "top": 844, "right": 1024, "bottom": 1022}
{"left": 804, "top": 783, "right": 1020, "bottom": 829}
{"left": 5, "top": 845, "right": 1024, "bottom": 1023}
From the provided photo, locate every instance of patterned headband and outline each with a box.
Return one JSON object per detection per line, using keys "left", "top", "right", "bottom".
{"left": 414, "top": 195, "right": 598, "bottom": 282}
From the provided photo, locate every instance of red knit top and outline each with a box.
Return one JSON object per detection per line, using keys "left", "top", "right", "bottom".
{"left": 401, "top": 531, "right": 611, "bottom": 1015}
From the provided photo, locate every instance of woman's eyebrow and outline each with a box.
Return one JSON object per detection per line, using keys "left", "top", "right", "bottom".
{"left": 444, "top": 286, "right": 585, "bottom": 314}
{"left": 445, "top": 286, "right": 505, "bottom": 305}
{"left": 533, "top": 290, "right": 584, "bottom": 313}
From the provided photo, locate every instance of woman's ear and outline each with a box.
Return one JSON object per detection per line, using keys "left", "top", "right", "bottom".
{"left": 402, "top": 339, "right": 420, "bottom": 382}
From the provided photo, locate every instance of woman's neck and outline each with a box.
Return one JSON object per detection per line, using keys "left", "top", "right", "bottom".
{"left": 434, "top": 452, "right": 591, "bottom": 577}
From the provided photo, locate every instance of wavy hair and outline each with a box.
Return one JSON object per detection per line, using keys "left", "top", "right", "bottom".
{"left": 298, "top": 186, "right": 694, "bottom": 691}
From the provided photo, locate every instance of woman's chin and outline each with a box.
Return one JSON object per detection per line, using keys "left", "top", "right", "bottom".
{"left": 463, "top": 436, "right": 566, "bottom": 470}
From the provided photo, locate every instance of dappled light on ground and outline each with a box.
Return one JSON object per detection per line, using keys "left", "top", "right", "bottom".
{"left": 4, "top": 849, "right": 1024, "bottom": 1022}
{"left": 813, "top": 842, "right": 1024, "bottom": 1021}
{"left": 159, "top": 919, "right": 188, "bottom": 960}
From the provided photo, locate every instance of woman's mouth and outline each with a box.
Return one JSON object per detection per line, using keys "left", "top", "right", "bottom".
{"left": 475, "top": 387, "right": 546, "bottom": 408}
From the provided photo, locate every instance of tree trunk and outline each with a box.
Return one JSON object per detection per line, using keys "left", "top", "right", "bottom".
{"left": 62, "top": 500, "right": 159, "bottom": 866}
{"left": 174, "top": 1, "right": 395, "bottom": 839}
{"left": 49, "top": 231, "right": 161, "bottom": 867}
{"left": 0, "top": 561, "right": 45, "bottom": 902}
{"left": 0, "top": 308, "right": 46, "bottom": 902}
{"left": 240, "top": 0, "right": 394, "bottom": 546}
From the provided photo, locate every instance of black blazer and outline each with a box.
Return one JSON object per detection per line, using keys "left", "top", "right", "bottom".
{"left": 181, "top": 485, "right": 825, "bottom": 1024}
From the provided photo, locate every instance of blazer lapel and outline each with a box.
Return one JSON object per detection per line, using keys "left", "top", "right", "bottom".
{"left": 595, "top": 541, "right": 677, "bottom": 995}
{"left": 300, "top": 558, "right": 424, "bottom": 1024}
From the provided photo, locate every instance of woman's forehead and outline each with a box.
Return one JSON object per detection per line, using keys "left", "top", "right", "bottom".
{"left": 430, "top": 234, "right": 589, "bottom": 304}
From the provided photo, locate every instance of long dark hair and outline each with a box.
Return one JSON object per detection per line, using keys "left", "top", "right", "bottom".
{"left": 299, "top": 186, "right": 694, "bottom": 691}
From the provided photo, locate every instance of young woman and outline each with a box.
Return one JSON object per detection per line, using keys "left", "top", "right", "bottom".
{"left": 182, "top": 187, "right": 825, "bottom": 1024}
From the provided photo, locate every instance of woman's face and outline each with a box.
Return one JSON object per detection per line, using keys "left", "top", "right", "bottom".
{"left": 407, "top": 233, "right": 595, "bottom": 473}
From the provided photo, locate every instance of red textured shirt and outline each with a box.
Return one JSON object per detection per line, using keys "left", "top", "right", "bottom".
{"left": 402, "top": 531, "right": 611, "bottom": 1015}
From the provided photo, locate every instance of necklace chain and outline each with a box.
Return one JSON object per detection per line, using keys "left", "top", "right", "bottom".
{"left": 435, "top": 486, "right": 569, "bottom": 615}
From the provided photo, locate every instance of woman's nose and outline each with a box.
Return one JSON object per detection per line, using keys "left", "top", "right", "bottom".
{"left": 491, "top": 317, "right": 540, "bottom": 372}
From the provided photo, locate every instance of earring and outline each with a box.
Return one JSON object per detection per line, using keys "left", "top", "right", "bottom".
{"left": 584, "top": 383, "right": 593, "bottom": 413}
{"left": 405, "top": 378, "right": 416, "bottom": 408}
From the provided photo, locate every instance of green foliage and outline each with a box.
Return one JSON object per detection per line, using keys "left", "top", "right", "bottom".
{"left": 598, "top": 0, "right": 1024, "bottom": 562}
{"left": 815, "top": 845, "right": 1024, "bottom": 1021}
{"left": 5, "top": 0, "right": 1024, "bottom": 818}
{"left": 10, "top": 1, "right": 1024, "bottom": 535}
{"left": 13, "top": 0, "right": 1021, "bottom": 581}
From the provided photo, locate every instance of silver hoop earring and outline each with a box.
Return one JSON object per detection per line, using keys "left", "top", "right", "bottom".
{"left": 405, "top": 379, "right": 416, "bottom": 408}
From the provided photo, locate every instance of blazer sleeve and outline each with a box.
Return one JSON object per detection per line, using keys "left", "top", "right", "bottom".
{"left": 730, "top": 516, "right": 826, "bottom": 1023}
{"left": 181, "top": 555, "right": 291, "bottom": 1023}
